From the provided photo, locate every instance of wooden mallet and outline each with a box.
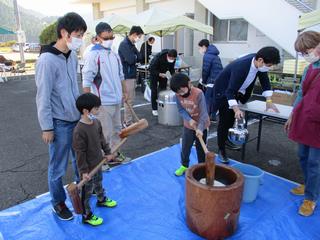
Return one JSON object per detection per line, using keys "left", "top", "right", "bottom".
{"left": 119, "top": 100, "right": 148, "bottom": 138}
{"left": 67, "top": 138, "right": 127, "bottom": 214}
{"left": 197, "top": 135, "right": 216, "bottom": 186}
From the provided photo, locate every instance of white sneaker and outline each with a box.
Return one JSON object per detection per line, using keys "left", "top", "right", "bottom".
{"left": 152, "top": 110, "right": 158, "bottom": 116}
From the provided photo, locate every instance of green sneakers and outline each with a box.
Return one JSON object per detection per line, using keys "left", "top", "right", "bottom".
{"left": 82, "top": 197, "right": 117, "bottom": 226}
{"left": 97, "top": 197, "right": 117, "bottom": 208}
{"left": 175, "top": 165, "right": 188, "bottom": 176}
{"left": 82, "top": 214, "right": 103, "bottom": 226}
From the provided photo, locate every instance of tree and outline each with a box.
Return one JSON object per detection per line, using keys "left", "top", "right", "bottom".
{"left": 39, "top": 22, "right": 57, "bottom": 45}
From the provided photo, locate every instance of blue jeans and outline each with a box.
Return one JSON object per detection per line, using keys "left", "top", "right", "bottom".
{"left": 48, "top": 119, "right": 79, "bottom": 207}
{"left": 298, "top": 144, "right": 320, "bottom": 201}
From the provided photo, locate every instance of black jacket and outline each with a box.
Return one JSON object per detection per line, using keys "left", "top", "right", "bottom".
{"left": 140, "top": 41, "right": 152, "bottom": 64}
{"left": 118, "top": 37, "right": 141, "bottom": 79}
{"left": 149, "top": 49, "right": 175, "bottom": 77}
{"left": 214, "top": 54, "right": 271, "bottom": 109}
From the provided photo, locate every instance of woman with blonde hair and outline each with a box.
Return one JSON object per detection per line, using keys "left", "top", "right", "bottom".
{"left": 285, "top": 30, "right": 320, "bottom": 217}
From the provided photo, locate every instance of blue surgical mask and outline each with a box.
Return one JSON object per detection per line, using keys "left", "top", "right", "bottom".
{"left": 88, "top": 113, "right": 96, "bottom": 120}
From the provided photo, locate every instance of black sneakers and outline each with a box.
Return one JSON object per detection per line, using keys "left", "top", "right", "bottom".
{"left": 225, "top": 140, "right": 241, "bottom": 150}
{"left": 52, "top": 202, "right": 73, "bottom": 221}
{"left": 218, "top": 150, "right": 230, "bottom": 164}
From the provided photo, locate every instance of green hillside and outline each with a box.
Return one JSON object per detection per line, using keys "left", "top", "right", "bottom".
{"left": 0, "top": 0, "right": 57, "bottom": 42}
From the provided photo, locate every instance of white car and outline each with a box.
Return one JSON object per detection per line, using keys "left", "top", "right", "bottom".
{"left": 11, "top": 43, "right": 28, "bottom": 52}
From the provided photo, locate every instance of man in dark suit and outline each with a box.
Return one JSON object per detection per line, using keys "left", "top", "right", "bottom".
{"left": 213, "top": 47, "right": 280, "bottom": 163}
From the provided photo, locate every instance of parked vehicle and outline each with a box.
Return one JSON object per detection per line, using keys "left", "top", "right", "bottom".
{"left": 11, "top": 43, "right": 28, "bottom": 52}
{"left": 11, "top": 43, "right": 40, "bottom": 52}
{"left": 25, "top": 43, "right": 41, "bottom": 52}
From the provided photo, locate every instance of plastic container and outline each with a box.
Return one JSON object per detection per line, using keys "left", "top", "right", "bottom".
{"left": 232, "top": 163, "right": 264, "bottom": 203}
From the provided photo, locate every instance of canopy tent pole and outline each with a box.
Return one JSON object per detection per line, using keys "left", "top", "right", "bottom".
{"left": 293, "top": 28, "right": 301, "bottom": 93}
{"left": 160, "top": 30, "right": 163, "bottom": 50}
{"left": 144, "top": 34, "right": 148, "bottom": 66}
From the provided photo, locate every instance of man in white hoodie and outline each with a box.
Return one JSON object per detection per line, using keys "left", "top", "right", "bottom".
{"left": 82, "top": 22, "right": 130, "bottom": 167}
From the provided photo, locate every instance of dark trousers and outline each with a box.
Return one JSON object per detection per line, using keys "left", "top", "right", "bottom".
{"left": 150, "top": 75, "right": 167, "bottom": 110}
{"left": 217, "top": 99, "right": 236, "bottom": 151}
{"left": 181, "top": 127, "right": 208, "bottom": 167}
{"left": 81, "top": 169, "right": 105, "bottom": 217}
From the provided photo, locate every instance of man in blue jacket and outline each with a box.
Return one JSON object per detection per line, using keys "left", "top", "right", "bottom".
{"left": 213, "top": 47, "right": 280, "bottom": 163}
{"left": 118, "top": 26, "right": 144, "bottom": 126}
{"left": 198, "top": 39, "right": 223, "bottom": 122}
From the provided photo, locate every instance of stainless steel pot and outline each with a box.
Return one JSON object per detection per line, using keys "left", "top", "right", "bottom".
{"left": 158, "top": 90, "right": 182, "bottom": 126}
{"left": 228, "top": 118, "right": 249, "bottom": 145}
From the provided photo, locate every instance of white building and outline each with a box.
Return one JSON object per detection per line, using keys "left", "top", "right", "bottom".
{"left": 75, "top": 0, "right": 320, "bottom": 67}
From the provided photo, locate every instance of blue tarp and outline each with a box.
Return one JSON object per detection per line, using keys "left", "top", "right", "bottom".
{"left": 0, "top": 144, "right": 319, "bottom": 240}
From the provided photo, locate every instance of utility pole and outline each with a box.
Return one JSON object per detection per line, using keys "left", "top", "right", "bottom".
{"left": 13, "top": 0, "right": 25, "bottom": 64}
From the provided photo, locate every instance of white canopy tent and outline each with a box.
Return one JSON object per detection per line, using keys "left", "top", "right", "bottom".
{"left": 95, "top": 8, "right": 213, "bottom": 47}
{"left": 126, "top": 8, "right": 213, "bottom": 36}
{"left": 126, "top": 8, "right": 213, "bottom": 49}
{"left": 94, "top": 8, "right": 213, "bottom": 64}
{"left": 93, "top": 14, "right": 135, "bottom": 35}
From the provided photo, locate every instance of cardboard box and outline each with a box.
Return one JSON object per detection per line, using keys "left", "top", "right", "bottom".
{"left": 271, "top": 92, "right": 297, "bottom": 106}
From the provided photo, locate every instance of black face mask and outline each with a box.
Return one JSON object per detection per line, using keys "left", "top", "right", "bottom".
{"left": 181, "top": 88, "right": 191, "bottom": 98}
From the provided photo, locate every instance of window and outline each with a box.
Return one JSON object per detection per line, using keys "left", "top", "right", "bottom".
{"left": 211, "top": 15, "right": 248, "bottom": 42}
{"left": 229, "top": 19, "right": 248, "bottom": 41}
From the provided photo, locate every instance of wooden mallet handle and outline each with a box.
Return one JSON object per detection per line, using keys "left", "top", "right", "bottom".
{"left": 125, "top": 100, "right": 140, "bottom": 122}
{"left": 77, "top": 138, "right": 127, "bottom": 189}
{"left": 197, "top": 135, "right": 215, "bottom": 186}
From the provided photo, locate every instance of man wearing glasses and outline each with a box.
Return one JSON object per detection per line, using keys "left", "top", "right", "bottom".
{"left": 82, "top": 22, "right": 130, "bottom": 168}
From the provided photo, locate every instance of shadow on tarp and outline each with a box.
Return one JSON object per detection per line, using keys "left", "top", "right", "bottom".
{"left": 0, "top": 144, "right": 319, "bottom": 240}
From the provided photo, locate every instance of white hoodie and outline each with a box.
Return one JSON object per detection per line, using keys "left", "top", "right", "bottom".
{"left": 82, "top": 44, "right": 124, "bottom": 105}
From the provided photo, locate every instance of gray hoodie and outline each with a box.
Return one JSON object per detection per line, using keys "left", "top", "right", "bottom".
{"left": 35, "top": 43, "right": 80, "bottom": 131}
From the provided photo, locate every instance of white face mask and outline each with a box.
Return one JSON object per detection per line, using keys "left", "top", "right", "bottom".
{"left": 303, "top": 51, "right": 320, "bottom": 63}
{"left": 258, "top": 65, "right": 270, "bottom": 72}
{"left": 167, "top": 57, "right": 175, "bottom": 63}
{"left": 135, "top": 37, "right": 141, "bottom": 43}
{"left": 199, "top": 47, "right": 206, "bottom": 55}
{"left": 101, "top": 40, "right": 113, "bottom": 49}
{"left": 66, "top": 36, "right": 83, "bottom": 51}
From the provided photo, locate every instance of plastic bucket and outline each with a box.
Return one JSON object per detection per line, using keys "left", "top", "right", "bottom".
{"left": 232, "top": 163, "right": 264, "bottom": 203}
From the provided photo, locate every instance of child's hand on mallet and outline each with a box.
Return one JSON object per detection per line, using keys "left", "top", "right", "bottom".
{"left": 82, "top": 173, "right": 91, "bottom": 181}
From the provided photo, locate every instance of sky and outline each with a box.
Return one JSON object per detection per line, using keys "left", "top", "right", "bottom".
{"left": 17, "top": 0, "right": 92, "bottom": 19}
